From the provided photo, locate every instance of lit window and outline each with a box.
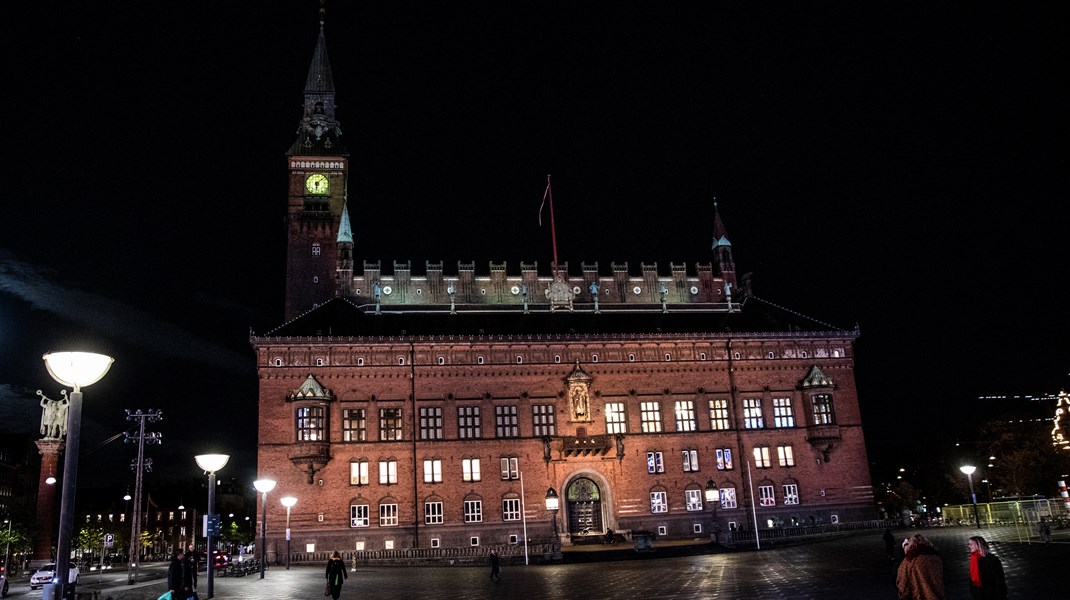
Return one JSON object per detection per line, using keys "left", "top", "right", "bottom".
{"left": 311, "top": 242, "right": 321, "bottom": 256}
{"left": 772, "top": 397, "right": 794, "bottom": 428}
{"left": 675, "top": 400, "right": 696, "bottom": 431}
{"left": 379, "top": 503, "right": 398, "bottom": 526}
{"left": 716, "top": 448, "right": 734, "bottom": 470}
{"left": 759, "top": 485, "right": 776, "bottom": 507}
{"left": 682, "top": 449, "right": 699, "bottom": 472}
{"left": 753, "top": 446, "right": 771, "bottom": 468}
{"left": 379, "top": 460, "right": 398, "bottom": 484}
{"left": 380, "top": 408, "right": 403, "bottom": 440}
{"left": 720, "top": 487, "right": 738, "bottom": 509}
{"left": 350, "top": 460, "right": 368, "bottom": 486}
{"left": 743, "top": 398, "right": 764, "bottom": 429}
{"left": 423, "top": 459, "right": 442, "bottom": 483}
{"left": 500, "top": 457, "right": 519, "bottom": 480}
{"left": 685, "top": 489, "right": 703, "bottom": 511}
{"left": 343, "top": 408, "right": 366, "bottom": 442}
{"left": 709, "top": 399, "right": 730, "bottom": 430}
{"left": 425, "top": 501, "right": 443, "bottom": 525}
{"left": 464, "top": 500, "right": 483, "bottom": 523}
{"left": 650, "top": 491, "right": 668, "bottom": 513}
{"left": 641, "top": 402, "right": 662, "bottom": 433}
{"left": 783, "top": 484, "right": 800, "bottom": 505}
{"left": 812, "top": 394, "right": 835, "bottom": 425}
{"left": 462, "top": 458, "right": 481, "bottom": 482}
{"left": 606, "top": 402, "right": 627, "bottom": 434}
{"left": 777, "top": 445, "right": 795, "bottom": 467}
{"left": 296, "top": 406, "right": 324, "bottom": 441}
{"left": 350, "top": 504, "right": 369, "bottom": 527}
{"left": 646, "top": 451, "right": 665, "bottom": 474}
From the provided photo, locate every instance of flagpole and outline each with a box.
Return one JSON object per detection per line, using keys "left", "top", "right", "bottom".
{"left": 547, "top": 174, "right": 559, "bottom": 278}
{"left": 520, "top": 470, "right": 529, "bottom": 565}
{"left": 747, "top": 460, "right": 761, "bottom": 550}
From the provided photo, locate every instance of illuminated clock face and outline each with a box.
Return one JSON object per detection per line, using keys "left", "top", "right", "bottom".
{"left": 305, "top": 173, "right": 329, "bottom": 195}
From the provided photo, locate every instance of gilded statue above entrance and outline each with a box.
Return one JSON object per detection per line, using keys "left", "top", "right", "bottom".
{"left": 565, "top": 362, "right": 593, "bottom": 422}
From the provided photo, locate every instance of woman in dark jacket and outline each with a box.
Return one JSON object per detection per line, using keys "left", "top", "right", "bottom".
{"left": 325, "top": 551, "right": 348, "bottom": 600}
{"left": 968, "top": 536, "right": 1007, "bottom": 600}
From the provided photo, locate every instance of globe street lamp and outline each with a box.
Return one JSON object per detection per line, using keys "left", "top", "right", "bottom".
{"left": 280, "top": 496, "right": 297, "bottom": 569}
{"left": 960, "top": 465, "right": 981, "bottom": 528}
{"left": 705, "top": 480, "right": 721, "bottom": 542}
{"left": 545, "top": 487, "right": 561, "bottom": 559}
{"left": 195, "top": 454, "right": 229, "bottom": 599}
{"left": 252, "top": 479, "right": 275, "bottom": 579}
{"left": 44, "top": 351, "right": 113, "bottom": 600}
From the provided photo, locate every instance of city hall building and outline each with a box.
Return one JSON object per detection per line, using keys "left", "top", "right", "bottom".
{"left": 252, "top": 19, "right": 874, "bottom": 555}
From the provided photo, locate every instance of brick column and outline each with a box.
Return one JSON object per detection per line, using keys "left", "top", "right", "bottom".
{"left": 33, "top": 438, "right": 64, "bottom": 563}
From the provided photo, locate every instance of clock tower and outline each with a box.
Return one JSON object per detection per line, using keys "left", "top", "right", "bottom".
{"left": 285, "top": 15, "right": 349, "bottom": 320}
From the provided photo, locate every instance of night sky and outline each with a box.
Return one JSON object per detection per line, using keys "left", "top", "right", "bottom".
{"left": 1, "top": 2, "right": 1066, "bottom": 495}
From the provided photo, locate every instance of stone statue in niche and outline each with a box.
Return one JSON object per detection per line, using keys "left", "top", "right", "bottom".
{"left": 569, "top": 384, "right": 590, "bottom": 421}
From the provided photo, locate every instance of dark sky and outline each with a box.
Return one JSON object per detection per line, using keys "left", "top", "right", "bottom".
{"left": 1, "top": 2, "right": 1067, "bottom": 492}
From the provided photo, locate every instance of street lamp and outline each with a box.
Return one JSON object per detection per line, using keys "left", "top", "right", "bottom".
{"left": 545, "top": 487, "right": 560, "bottom": 558}
{"left": 960, "top": 465, "right": 981, "bottom": 528}
{"left": 4, "top": 518, "right": 12, "bottom": 587}
{"left": 195, "top": 453, "right": 229, "bottom": 600}
{"left": 280, "top": 496, "right": 296, "bottom": 569}
{"left": 44, "top": 351, "right": 113, "bottom": 600}
{"left": 252, "top": 479, "right": 276, "bottom": 579}
{"left": 705, "top": 480, "right": 721, "bottom": 542}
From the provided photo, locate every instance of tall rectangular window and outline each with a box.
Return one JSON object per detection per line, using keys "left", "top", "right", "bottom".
{"left": 502, "top": 498, "right": 521, "bottom": 521}
{"left": 720, "top": 487, "right": 738, "bottom": 509}
{"left": 759, "top": 485, "right": 776, "bottom": 507}
{"left": 812, "top": 394, "right": 835, "bottom": 425}
{"left": 500, "top": 457, "right": 519, "bottom": 480}
{"left": 379, "top": 503, "right": 398, "bottom": 526}
{"left": 380, "top": 408, "right": 403, "bottom": 440}
{"left": 350, "top": 460, "right": 368, "bottom": 486}
{"left": 495, "top": 405, "right": 519, "bottom": 438}
{"left": 681, "top": 449, "right": 699, "bottom": 472}
{"left": 646, "top": 451, "right": 664, "bottom": 474}
{"left": 462, "top": 458, "right": 481, "bottom": 482}
{"left": 423, "top": 459, "right": 442, "bottom": 483}
{"left": 533, "top": 404, "right": 556, "bottom": 436}
{"left": 425, "top": 501, "right": 443, "bottom": 524}
{"left": 709, "top": 399, "right": 730, "bottom": 430}
{"left": 783, "top": 484, "right": 800, "bottom": 505}
{"left": 458, "top": 406, "right": 481, "bottom": 439}
{"left": 675, "top": 400, "right": 696, "bottom": 431}
{"left": 296, "top": 406, "right": 324, "bottom": 441}
{"left": 343, "top": 408, "right": 366, "bottom": 441}
{"left": 464, "top": 500, "right": 483, "bottom": 523}
{"left": 685, "top": 489, "right": 703, "bottom": 511}
{"left": 772, "top": 397, "right": 794, "bottom": 428}
{"left": 641, "top": 401, "right": 662, "bottom": 433}
{"left": 743, "top": 398, "right": 764, "bottom": 429}
{"left": 605, "top": 402, "right": 627, "bottom": 434}
{"left": 716, "top": 448, "right": 734, "bottom": 470}
{"left": 650, "top": 491, "right": 668, "bottom": 513}
{"left": 350, "top": 504, "right": 369, "bottom": 527}
{"left": 753, "top": 446, "right": 771, "bottom": 468}
{"left": 777, "top": 445, "right": 795, "bottom": 467}
{"left": 419, "top": 407, "right": 443, "bottom": 440}
{"left": 379, "top": 460, "right": 398, "bottom": 484}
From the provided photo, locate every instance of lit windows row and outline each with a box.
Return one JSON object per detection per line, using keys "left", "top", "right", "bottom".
{"left": 646, "top": 445, "right": 794, "bottom": 474}
{"left": 299, "top": 395, "right": 833, "bottom": 442}
{"left": 349, "top": 498, "right": 523, "bottom": 527}
{"left": 648, "top": 483, "right": 800, "bottom": 513}
{"left": 350, "top": 458, "right": 520, "bottom": 485}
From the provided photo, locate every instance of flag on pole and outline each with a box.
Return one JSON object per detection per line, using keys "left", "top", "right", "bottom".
{"left": 538, "top": 177, "right": 551, "bottom": 226}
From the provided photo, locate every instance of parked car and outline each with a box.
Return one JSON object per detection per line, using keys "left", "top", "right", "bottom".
{"left": 210, "top": 550, "right": 229, "bottom": 569}
{"left": 28, "top": 563, "right": 79, "bottom": 589}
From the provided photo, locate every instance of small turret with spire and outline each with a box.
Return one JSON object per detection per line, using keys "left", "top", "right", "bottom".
{"left": 711, "top": 198, "right": 736, "bottom": 289}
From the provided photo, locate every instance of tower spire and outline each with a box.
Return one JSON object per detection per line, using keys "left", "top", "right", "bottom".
{"left": 287, "top": 4, "right": 347, "bottom": 157}
{"left": 711, "top": 197, "right": 736, "bottom": 285}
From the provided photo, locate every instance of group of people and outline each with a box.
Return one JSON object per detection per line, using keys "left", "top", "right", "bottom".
{"left": 890, "top": 531, "right": 1007, "bottom": 600}
{"left": 166, "top": 544, "right": 201, "bottom": 600}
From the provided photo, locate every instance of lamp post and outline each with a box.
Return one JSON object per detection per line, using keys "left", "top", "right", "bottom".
{"left": 280, "top": 497, "right": 296, "bottom": 569}
{"left": 4, "top": 517, "right": 11, "bottom": 586}
{"left": 960, "top": 465, "right": 981, "bottom": 528}
{"left": 705, "top": 479, "right": 721, "bottom": 543}
{"left": 252, "top": 479, "right": 275, "bottom": 579}
{"left": 195, "top": 454, "right": 229, "bottom": 600}
{"left": 545, "top": 487, "right": 561, "bottom": 559}
{"left": 44, "top": 351, "right": 113, "bottom": 600}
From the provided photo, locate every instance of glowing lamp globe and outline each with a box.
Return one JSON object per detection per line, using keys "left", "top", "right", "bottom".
{"left": 195, "top": 454, "right": 230, "bottom": 473}
{"left": 43, "top": 352, "right": 114, "bottom": 390}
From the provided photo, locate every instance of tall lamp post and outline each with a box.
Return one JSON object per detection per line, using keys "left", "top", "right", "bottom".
{"left": 960, "top": 465, "right": 981, "bottom": 528}
{"left": 705, "top": 480, "right": 721, "bottom": 543}
{"left": 545, "top": 487, "right": 561, "bottom": 559}
{"left": 195, "top": 454, "right": 229, "bottom": 600}
{"left": 44, "top": 351, "right": 114, "bottom": 600}
{"left": 280, "top": 497, "right": 296, "bottom": 569}
{"left": 252, "top": 479, "right": 275, "bottom": 579}
{"left": 4, "top": 517, "right": 12, "bottom": 588}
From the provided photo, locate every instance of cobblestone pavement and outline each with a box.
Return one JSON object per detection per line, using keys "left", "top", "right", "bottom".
{"left": 55, "top": 525, "right": 1068, "bottom": 599}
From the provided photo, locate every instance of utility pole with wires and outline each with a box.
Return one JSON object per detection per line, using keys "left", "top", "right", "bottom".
{"left": 124, "top": 409, "right": 161, "bottom": 584}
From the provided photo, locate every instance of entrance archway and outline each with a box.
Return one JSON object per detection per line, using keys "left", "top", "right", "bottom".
{"left": 565, "top": 477, "right": 604, "bottom": 535}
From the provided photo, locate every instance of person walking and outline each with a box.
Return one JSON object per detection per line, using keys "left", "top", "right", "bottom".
{"left": 1038, "top": 518, "right": 1052, "bottom": 543}
{"left": 167, "top": 551, "right": 188, "bottom": 600}
{"left": 325, "top": 551, "right": 348, "bottom": 600}
{"left": 896, "top": 534, "right": 945, "bottom": 600}
{"left": 968, "top": 536, "right": 1007, "bottom": 600}
{"left": 883, "top": 528, "right": 896, "bottom": 560}
{"left": 489, "top": 550, "right": 501, "bottom": 581}
{"left": 185, "top": 544, "right": 200, "bottom": 591}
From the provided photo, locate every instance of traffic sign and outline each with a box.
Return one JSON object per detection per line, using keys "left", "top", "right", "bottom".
{"left": 104, "top": 533, "right": 115, "bottom": 548}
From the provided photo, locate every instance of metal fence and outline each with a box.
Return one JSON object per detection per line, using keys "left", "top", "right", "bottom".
{"left": 941, "top": 498, "right": 1069, "bottom": 529}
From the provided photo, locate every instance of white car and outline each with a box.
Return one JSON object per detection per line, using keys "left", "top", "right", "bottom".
{"left": 29, "top": 563, "right": 79, "bottom": 589}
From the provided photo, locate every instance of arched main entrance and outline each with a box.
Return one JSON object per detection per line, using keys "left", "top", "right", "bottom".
{"left": 565, "top": 477, "right": 604, "bottom": 535}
